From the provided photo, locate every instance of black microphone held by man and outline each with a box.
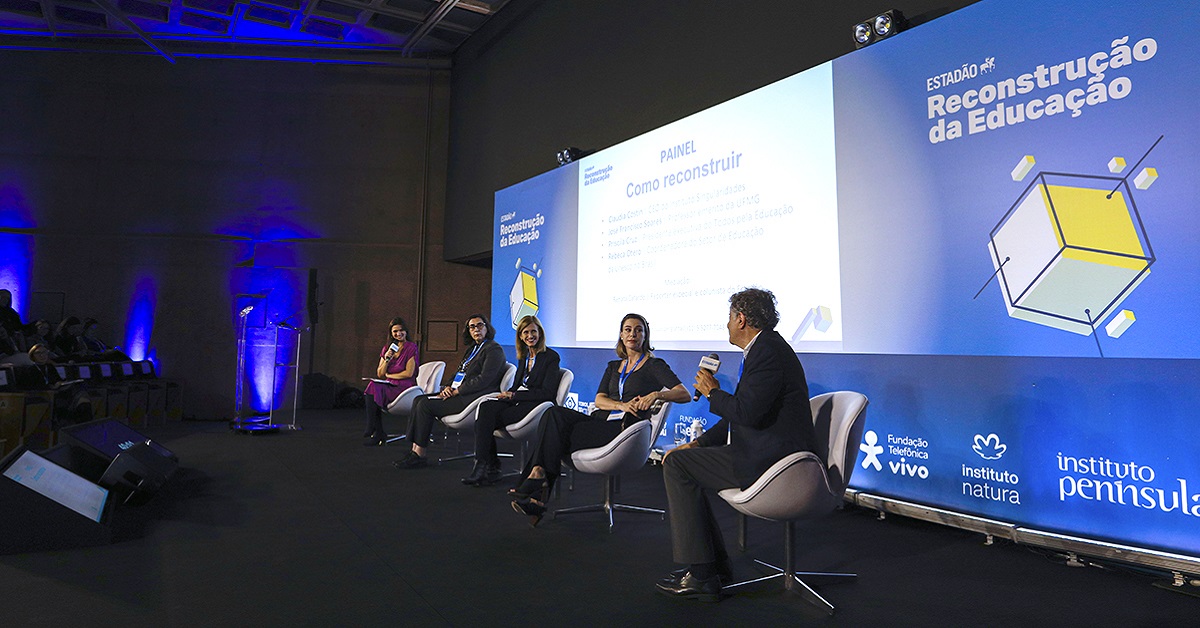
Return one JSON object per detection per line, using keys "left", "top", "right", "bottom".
{"left": 692, "top": 353, "right": 720, "bottom": 401}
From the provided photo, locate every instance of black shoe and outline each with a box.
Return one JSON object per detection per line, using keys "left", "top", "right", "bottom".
{"left": 364, "top": 433, "right": 386, "bottom": 446}
{"left": 655, "top": 571, "right": 722, "bottom": 603}
{"left": 508, "top": 475, "right": 547, "bottom": 500}
{"left": 479, "top": 464, "right": 502, "bottom": 486}
{"left": 511, "top": 497, "right": 547, "bottom": 527}
{"left": 461, "top": 461, "right": 487, "bottom": 485}
{"left": 393, "top": 453, "right": 427, "bottom": 469}
{"left": 662, "top": 565, "right": 733, "bottom": 587}
{"left": 363, "top": 430, "right": 373, "bottom": 438}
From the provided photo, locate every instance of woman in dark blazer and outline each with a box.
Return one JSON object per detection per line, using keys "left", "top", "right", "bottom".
{"left": 462, "top": 315, "right": 562, "bottom": 486}
{"left": 394, "top": 313, "right": 506, "bottom": 469}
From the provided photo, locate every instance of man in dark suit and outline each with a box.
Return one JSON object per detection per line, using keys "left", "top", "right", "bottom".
{"left": 656, "top": 288, "right": 814, "bottom": 602}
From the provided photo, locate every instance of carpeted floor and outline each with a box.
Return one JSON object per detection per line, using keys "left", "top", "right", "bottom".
{"left": 0, "top": 409, "right": 1194, "bottom": 626}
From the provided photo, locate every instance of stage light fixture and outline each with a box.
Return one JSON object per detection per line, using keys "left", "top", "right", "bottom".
{"left": 853, "top": 9, "right": 905, "bottom": 49}
{"left": 556, "top": 146, "right": 583, "bottom": 167}
{"left": 853, "top": 22, "right": 873, "bottom": 46}
{"left": 874, "top": 13, "right": 894, "bottom": 37}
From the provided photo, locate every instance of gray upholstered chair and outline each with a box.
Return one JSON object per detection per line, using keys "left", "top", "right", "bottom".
{"left": 553, "top": 399, "right": 672, "bottom": 531}
{"left": 437, "top": 362, "right": 517, "bottom": 463}
{"left": 717, "top": 390, "right": 869, "bottom": 615}
{"left": 382, "top": 360, "right": 445, "bottom": 444}
{"left": 492, "top": 368, "right": 574, "bottom": 478}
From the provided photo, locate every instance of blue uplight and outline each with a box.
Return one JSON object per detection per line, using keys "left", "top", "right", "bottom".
{"left": 124, "top": 277, "right": 157, "bottom": 361}
{"left": 223, "top": 209, "right": 318, "bottom": 414}
{"left": 0, "top": 178, "right": 35, "bottom": 318}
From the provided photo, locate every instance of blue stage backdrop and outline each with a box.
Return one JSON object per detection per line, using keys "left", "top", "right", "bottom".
{"left": 492, "top": 0, "right": 1200, "bottom": 560}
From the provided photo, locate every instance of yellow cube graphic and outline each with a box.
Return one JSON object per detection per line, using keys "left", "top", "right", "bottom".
{"left": 509, "top": 269, "right": 539, "bottom": 328}
{"left": 988, "top": 173, "right": 1154, "bottom": 335}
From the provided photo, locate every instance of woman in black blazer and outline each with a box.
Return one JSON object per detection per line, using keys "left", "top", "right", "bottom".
{"left": 462, "top": 315, "right": 562, "bottom": 486}
{"left": 394, "top": 313, "right": 506, "bottom": 469}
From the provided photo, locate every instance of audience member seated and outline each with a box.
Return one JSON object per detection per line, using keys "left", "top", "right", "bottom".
{"left": 509, "top": 313, "right": 690, "bottom": 526}
{"left": 363, "top": 316, "right": 420, "bottom": 446}
{"left": 77, "top": 318, "right": 131, "bottom": 362}
{"left": 14, "top": 344, "right": 93, "bottom": 428}
{"left": 54, "top": 316, "right": 85, "bottom": 357}
{"left": 463, "top": 315, "right": 561, "bottom": 486}
{"left": 0, "top": 324, "right": 18, "bottom": 360}
{"left": 393, "top": 313, "right": 505, "bottom": 470}
{"left": 22, "top": 319, "right": 54, "bottom": 354}
{"left": 0, "top": 288, "right": 22, "bottom": 337}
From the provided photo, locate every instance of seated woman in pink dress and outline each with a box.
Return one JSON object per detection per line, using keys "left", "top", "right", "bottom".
{"left": 364, "top": 317, "right": 420, "bottom": 445}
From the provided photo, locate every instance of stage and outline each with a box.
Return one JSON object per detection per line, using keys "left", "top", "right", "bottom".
{"left": 1, "top": 409, "right": 1192, "bottom": 625}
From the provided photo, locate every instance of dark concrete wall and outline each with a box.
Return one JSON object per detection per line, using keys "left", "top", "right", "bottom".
{"left": 0, "top": 52, "right": 489, "bottom": 417}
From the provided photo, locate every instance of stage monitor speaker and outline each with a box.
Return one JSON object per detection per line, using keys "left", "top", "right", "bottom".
{"left": 0, "top": 446, "right": 114, "bottom": 554}
{"left": 58, "top": 418, "right": 178, "bottom": 503}
{"left": 98, "top": 442, "right": 178, "bottom": 503}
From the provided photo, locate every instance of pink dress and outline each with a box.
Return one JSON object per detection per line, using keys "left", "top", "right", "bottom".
{"left": 365, "top": 341, "right": 419, "bottom": 406}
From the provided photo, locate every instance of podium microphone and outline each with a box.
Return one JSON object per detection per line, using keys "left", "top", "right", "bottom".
{"left": 693, "top": 353, "right": 721, "bottom": 401}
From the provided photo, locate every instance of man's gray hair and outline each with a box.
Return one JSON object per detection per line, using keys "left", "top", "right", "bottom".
{"left": 729, "top": 288, "right": 779, "bottom": 330}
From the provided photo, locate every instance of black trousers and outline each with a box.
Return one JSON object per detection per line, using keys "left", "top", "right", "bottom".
{"left": 663, "top": 445, "right": 740, "bottom": 565}
{"left": 406, "top": 391, "right": 487, "bottom": 448}
{"left": 474, "top": 399, "right": 543, "bottom": 466}
{"left": 364, "top": 396, "right": 384, "bottom": 438}
{"left": 522, "top": 406, "right": 623, "bottom": 489}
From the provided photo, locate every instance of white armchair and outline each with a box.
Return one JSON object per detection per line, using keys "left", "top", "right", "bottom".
{"left": 436, "top": 362, "right": 516, "bottom": 463}
{"left": 717, "top": 390, "right": 869, "bottom": 615}
{"left": 492, "top": 368, "right": 574, "bottom": 478}
{"left": 381, "top": 361, "right": 445, "bottom": 444}
{"left": 553, "top": 399, "right": 673, "bottom": 531}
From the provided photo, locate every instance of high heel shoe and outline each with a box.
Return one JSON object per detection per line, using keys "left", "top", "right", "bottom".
{"left": 508, "top": 475, "right": 547, "bottom": 500}
{"left": 511, "top": 497, "right": 547, "bottom": 527}
{"left": 363, "top": 435, "right": 385, "bottom": 446}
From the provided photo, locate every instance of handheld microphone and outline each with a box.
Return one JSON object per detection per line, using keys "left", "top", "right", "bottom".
{"left": 693, "top": 353, "right": 721, "bottom": 401}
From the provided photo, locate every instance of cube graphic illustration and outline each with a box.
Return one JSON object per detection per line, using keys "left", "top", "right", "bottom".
{"left": 988, "top": 172, "right": 1154, "bottom": 335}
{"left": 509, "top": 259, "right": 541, "bottom": 328}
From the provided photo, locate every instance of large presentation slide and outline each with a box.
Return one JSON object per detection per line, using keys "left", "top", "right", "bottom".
{"left": 574, "top": 64, "right": 840, "bottom": 351}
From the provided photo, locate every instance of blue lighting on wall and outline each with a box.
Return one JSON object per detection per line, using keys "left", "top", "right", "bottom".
{"left": 222, "top": 207, "right": 317, "bottom": 414}
{"left": 124, "top": 277, "right": 156, "bottom": 362}
{"left": 0, "top": 179, "right": 34, "bottom": 318}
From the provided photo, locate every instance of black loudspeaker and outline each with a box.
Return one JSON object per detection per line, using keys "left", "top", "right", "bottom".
{"left": 58, "top": 418, "right": 178, "bottom": 504}
{"left": 98, "top": 442, "right": 177, "bottom": 503}
{"left": 0, "top": 446, "right": 114, "bottom": 554}
{"left": 307, "top": 267, "right": 320, "bottom": 325}
{"left": 301, "top": 372, "right": 338, "bottom": 410}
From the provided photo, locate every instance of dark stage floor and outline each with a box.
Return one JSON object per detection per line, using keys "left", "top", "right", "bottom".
{"left": 1, "top": 409, "right": 1194, "bottom": 626}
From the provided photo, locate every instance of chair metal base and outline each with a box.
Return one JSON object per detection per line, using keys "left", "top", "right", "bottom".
{"left": 437, "top": 450, "right": 514, "bottom": 464}
{"left": 552, "top": 475, "right": 663, "bottom": 532}
{"left": 725, "top": 519, "right": 855, "bottom": 615}
{"left": 723, "top": 559, "right": 855, "bottom": 615}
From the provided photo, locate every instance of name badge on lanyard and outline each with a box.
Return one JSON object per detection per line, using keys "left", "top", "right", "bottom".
{"left": 617, "top": 353, "right": 647, "bottom": 400}
{"left": 453, "top": 343, "right": 483, "bottom": 389}
{"left": 521, "top": 354, "right": 536, "bottom": 387}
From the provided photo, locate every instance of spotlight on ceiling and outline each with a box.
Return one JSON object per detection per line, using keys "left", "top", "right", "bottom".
{"left": 853, "top": 9, "right": 906, "bottom": 49}
{"left": 556, "top": 147, "right": 584, "bottom": 167}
